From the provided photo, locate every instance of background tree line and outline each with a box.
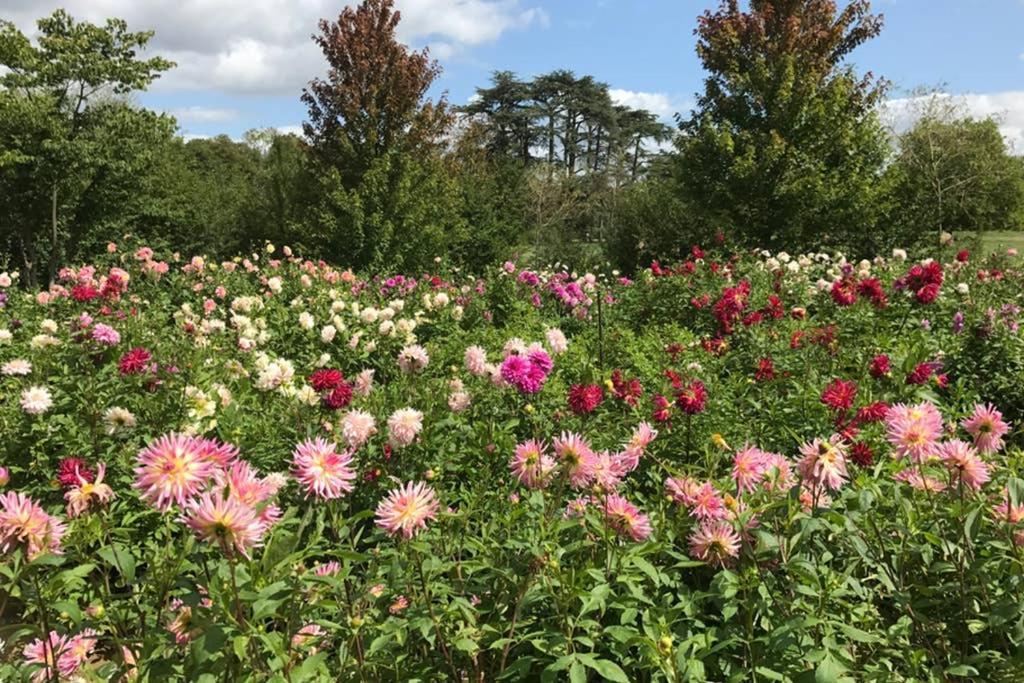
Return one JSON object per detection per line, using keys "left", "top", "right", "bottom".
{"left": 2, "top": 1, "right": 1023, "bottom": 285}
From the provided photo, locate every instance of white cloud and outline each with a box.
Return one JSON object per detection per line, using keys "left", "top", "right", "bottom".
{"left": 609, "top": 89, "right": 687, "bottom": 119}
{"left": 882, "top": 91, "right": 1024, "bottom": 153}
{"left": 167, "top": 106, "right": 238, "bottom": 123}
{"left": 9, "top": 1, "right": 546, "bottom": 95}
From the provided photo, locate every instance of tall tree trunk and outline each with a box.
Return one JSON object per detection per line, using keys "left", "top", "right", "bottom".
{"left": 632, "top": 138, "right": 641, "bottom": 182}
{"left": 48, "top": 183, "right": 59, "bottom": 284}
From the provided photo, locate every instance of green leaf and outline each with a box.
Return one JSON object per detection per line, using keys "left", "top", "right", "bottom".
{"left": 946, "top": 664, "right": 980, "bottom": 677}
{"left": 97, "top": 545, "right": 136, "bottom": 583}
{"left": 586, "top": 658, "right": 630, "bottom": 682}
{"left": 837, "top": 623, "right": 880, "bottom": 643}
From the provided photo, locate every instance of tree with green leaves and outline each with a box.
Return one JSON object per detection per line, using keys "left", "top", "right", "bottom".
{"left": 0, "top": 10, "right": 173, "bottom": 284}
{"left": 678, "top": 0, "right": 890, "bottom": 252}
{"left": 885, "top": 93, "right": 1024, "bottom": 249}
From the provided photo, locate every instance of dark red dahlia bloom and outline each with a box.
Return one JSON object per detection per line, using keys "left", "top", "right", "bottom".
{"left": 856, "top": 278, "right": 888, "bottom": 308}
{"left": 869, "top": 354, "right": 891, "bottom": 378}
{"left": 906, "top": 363, "right": 933, "bottom": 385}
{"left": 568, "top": 384, "right": 604, "bottom": 415}
{"left": 821, "top": 379, "right": 857, "bottom": 412}
{"left": 896, "top": 261, "right": 943, "bottom": 304}
{"left": 830, "top": 279, "right": 857, "bottom": 306}
{"left": 322, "top": 382, "right": 354, "bottom": 410}
{"left": 675, "top": 380, "right": 707, "bottom": 415}
{"left": 118, "top": 347, "right": 153, "bottom": 375}
{"left": 856, "top": 402, "right": 889, "bottom": 423}
{"left": 309, "top": 368, "right": 344, "bottom": 392}
{"left": 57, "top": 457, "right": 95, "bottom": 488}
{"left": 71, "top": 284, "right": 101, "bottom": 302}
{"left": 916, "top": 282, "right": 940, "bottom": 304}
{"left": 850, "top": 442, "right": 875, "bottom": 468}
{"left": 652, "top": 394, "right": 673, "bottom": 423}
{"left": 712, "top": 280, "right": 751, "bottom": 334}
{"left": 956, "top": 249, "right": 970, "bottom": 263}
{"left": 755, "top": 357, "right": 775, "bottom": 382}
{"left": 610, "top": 370, "right": 643, "bottom": 406}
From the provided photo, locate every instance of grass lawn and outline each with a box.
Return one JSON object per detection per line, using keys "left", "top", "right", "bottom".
{"left": 978, "top": 230, "right": 1024, "bottom": 254}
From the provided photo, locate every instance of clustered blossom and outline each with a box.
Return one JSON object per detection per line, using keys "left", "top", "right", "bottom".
{"left": 500, "top": 348, "right": 553, "bottom": 394}
{"left": 23, "top": 629, "right": 98, "bottom": 683}
{"left": 894, "top": 260, "right": 943, "bottom": 304}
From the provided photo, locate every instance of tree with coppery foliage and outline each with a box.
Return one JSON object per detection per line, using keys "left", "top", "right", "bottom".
{"left": 302, "top": 0, "right": 451, "bottom": 187}
{"left": 299, "top": 0, "right": 464, "bottom": 272}
{"left": 677, "top": 0, "right": 891, "bottom": 254}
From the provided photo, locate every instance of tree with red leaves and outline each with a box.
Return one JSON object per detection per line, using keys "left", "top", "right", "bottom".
{"left": 301, "top": 0, "right": 463, "bottom": 271}
{"left": 678, "top": 0, "right": 889, "bottom": 253}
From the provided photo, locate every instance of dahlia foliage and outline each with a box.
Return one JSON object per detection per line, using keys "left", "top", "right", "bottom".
{"left": 1, "top": 239, "right": 1023, "bottom": 679}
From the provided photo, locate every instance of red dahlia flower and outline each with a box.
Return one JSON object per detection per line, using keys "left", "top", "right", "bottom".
{"left": 568, "top": 384, "right": 604, "bottom": 415}
{"left": 821, "top": 379, "right": 857, "bottom": 412}
{"left": 675, "top": 380, "right": 707, "bottom": 415}
{"left": 119, "top": 347, "right": 153, "bottom": 375}
{"left": 309, "top": 368, "right": 344, "bottom": 392}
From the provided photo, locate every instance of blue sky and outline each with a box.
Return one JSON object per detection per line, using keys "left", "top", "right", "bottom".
{"left": 9, "top": 1, "right": 1024, "bottom": 147}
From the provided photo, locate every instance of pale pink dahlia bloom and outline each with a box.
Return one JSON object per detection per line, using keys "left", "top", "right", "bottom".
{"left": 464, "top": 345, "right": 488, "bottom": 376}
{"left": 962, "top": 403, "right": 1010, "bottom": 454}
{"left": 341, "top": 409, "right": 377, "bottom": 449}
{"left": 601, "top": 493, "right": 652, "bottom": 541}
{"left": 397, "top": 344, "right": 429, "bottom": 373}
{"left": 134, "top": 433, "right": 216, "bottom": 511}
{"left": 0, "top": 491, "right": 67, "bottom": 560}
{"left": 20, "top": 386, "right": 53, "bottom": 415}
{"left": 183, "top": 491, "right": 265, "bottom": 559}
{"left": 291, "top": 437, "right": 356, "bottom": 500}
{"left": 665, "top": 476, "right": 700, "bottom": 506}
{"left": 797, "top": 436, "right": 849, "bottom": 492}
{"left": 387, "top": 408, "right": 423, "bottom": 448}
{"left": 552, "top": 432, "right": 596, "bottom": 489}
{"left": 23, "top": 629, "right": 97, "bottom": 683}
{"left": 938, "top": 439, "right": 991, "bottom": 491}
{"left": 375, "top": 481, "right": 439, "bottom": 539}
{"left": 885, "top": 402, "right": 943, "bottom": 462}
{"left": 688, "top": 520, "right": 741, "bottom": 567}
{"left": 689, "top": 481, "right": 728, "bottom": 520}
{"left": 65, "top": 463, "right": 115, "bottom": 517}
{"left": 509, "top": 439, "right": 555, "bottom": 489}
{"left": 732, "top": 444, "right": 769, "bottom": 494}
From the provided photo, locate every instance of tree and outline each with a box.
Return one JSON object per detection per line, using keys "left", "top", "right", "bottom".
{"left": 885, "top": 93, "right": 1024, "bottom": 249}
{"left": 460, "top": 71, "right": 538, "bottom": 163}
{"left": 678, "top": 0, "right": 889, "bottom": 252}
{"left": 301, "top": 0, "right": 459, "bottom": 271}
{"left": 0, "top": 10, "right": 173, "bottom": 284}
